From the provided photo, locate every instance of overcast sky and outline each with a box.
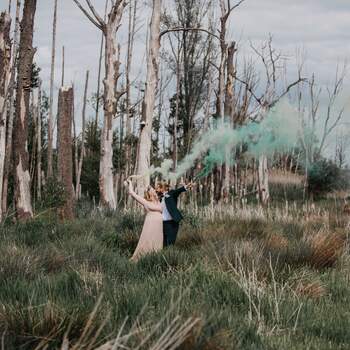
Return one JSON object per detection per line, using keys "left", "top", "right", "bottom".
{"left": 1, "top": 0, "right": 349, "bottom": 155}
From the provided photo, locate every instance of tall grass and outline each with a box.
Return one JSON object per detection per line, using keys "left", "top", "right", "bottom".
{"left": 0, "top": 201, "right": 349, "bottom": 349}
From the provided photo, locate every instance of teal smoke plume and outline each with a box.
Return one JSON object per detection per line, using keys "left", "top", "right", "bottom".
{"left": 152, "top": 100, "right": 300, "bottom": 181}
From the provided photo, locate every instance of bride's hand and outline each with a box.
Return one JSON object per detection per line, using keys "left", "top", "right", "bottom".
{"left": 128, "top": 179, "right": 134, "bottom": 193}
{"left": 124, "top": 179, "right": 133, "bottom": 192}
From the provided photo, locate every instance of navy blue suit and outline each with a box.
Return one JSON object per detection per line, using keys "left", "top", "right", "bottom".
{"left": 163, "top": 186, "right": 186, "bottom": 246}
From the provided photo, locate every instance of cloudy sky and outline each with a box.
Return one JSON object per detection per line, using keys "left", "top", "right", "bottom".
{"left": 1, "top": 0, "right": 349, "bottom": 154}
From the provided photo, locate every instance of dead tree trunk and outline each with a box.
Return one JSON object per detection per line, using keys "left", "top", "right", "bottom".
{"left": 94, "top": 0, "right": 108, "bottom": 129}
{"left": 213, "top": 1, "right": 245, "bottom": 202}
{"left": 13, "top": 0, "right": 37, "bottom": 221}
{"left": 99, "top": 26, "right": 120, "bottom": 209}
{"left": 136, "top": 0, "right": 161, "bottom": 194}
{"left": 258, "top": 154, "right": 269, "bottom": 205}
{"left": 2, "top": 0, "right": 20, "bottom": 214}
{"left": 214, "top": 1, "right": 237, "bottom": 202}
{"left": 36, "top": 79, "right": 42, "bottom": 200}
{"left": 76, "top": 70, "right": 89, "bottom": 199}
{"left": 61, "top": 45, "right": 65, "bottom": 86}
{"left": 30, "top": 84, "right": 40, "bottom": 201}
{"left": 125, "top": 0, "right": 137, "bottom": 177}
{"left": 0, "top": 12, "right": 12, "bottom": 222}
{"left": 57, "top": 86, "right": 74, "bottom": 220}
{"left": 222, "top": 42, "right": 236, "bottom": 198}
{"left": 73, "top": 0, "right": 127, "bottom": 210}
{"left": 47, "top": 0, "right": 58, "bottom": 178}
{"left": 172, "top": 41, "right": 182, "bottom": 171}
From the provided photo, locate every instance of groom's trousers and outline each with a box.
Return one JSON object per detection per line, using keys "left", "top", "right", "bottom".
{"left": 163, "top": 220, "right": 180, "bottom": 246}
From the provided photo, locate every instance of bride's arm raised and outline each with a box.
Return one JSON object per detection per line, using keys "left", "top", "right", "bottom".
{"left": 126, "top": 180, "right": 147, "bottom": 206}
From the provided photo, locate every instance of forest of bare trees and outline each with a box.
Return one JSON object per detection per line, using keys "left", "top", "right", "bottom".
{"left": 0, "top": 0, "right": 348, "bottom": 222}
{"left": 1, "top": 2, "right": 350, "bottom": 349}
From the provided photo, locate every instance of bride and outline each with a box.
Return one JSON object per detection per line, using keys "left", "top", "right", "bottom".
{"left": 125, "top": 179, "right": 163, "bottom": 261}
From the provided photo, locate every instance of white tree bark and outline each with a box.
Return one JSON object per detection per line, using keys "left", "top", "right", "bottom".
{"left": 76, "top": 70, "right": 89, "bottom": 199}
{"left": 258, "top": 154, "right": 269, "bottom": 205}
{"left": 2, "top": 0, "right": 20, "bottom": 214}
{"left": 0, "top": 12, "right": 12, "bottom": 222}
{"left": 125, "top": 0, "right": 137, "bottom": 177}
{"left": 36, "top": 80, "right": 42, "bottom": 200}
{"left": 136, "top": 0, "right": 161, "bottom": 194}
{"left": 13, "top": 0, "right": 37, "bottom": 220}
{"left": 47, "top": 0, "right": 58, "bottom": 178}
{"left": 73, "top": 0, "right": 127, "bottom": 210}
{"left": 99, "top": 25, "right": 119, "bottom": 210}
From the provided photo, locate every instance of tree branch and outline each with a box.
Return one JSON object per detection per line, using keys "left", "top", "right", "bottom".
{"left": 270, "top": 77, "right": 307, "bottom": 107}
{"left": 85, "top": 0, "right": 105, "bottom": 26}
{"left": 72, "top": 0, "right": 103, "bottom": 30}
{"left": 233, "top": 74, "right": 264, "bottom": 107}
{"left": 230, "top": 0, "right": 246, "bottom": 12}
{"left": 110, "top": 0, "right": 127, "bottom": 23}
{"left": 160, "top": 27, "right": 222, "bottom": 42}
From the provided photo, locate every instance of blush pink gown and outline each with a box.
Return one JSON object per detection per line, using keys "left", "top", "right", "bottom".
{"left": 129, "top": 190, "right": 163, "bottom": 262}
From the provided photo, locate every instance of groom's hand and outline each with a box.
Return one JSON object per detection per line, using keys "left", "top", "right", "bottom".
{"left": 185, "top": 182, "right": 194, "bottom": 190}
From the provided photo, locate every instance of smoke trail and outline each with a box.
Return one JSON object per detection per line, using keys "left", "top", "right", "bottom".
{"left": 151, "top": 99, "right": 300, "bottom": 181}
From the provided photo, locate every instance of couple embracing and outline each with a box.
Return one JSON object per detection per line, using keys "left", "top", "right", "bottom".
{"left": 125, "top": 179, "right": 192, "bottom": 262}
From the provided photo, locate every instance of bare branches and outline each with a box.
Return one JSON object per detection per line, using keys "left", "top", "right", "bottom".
{"left": 270, "top": 76, "right": 307, "bottom": 107}
{"left": 85, "top": 0, "right": 105, "bottom": 26}
{"left": 316, "top": 64, "right": 347, "bottom": 156}
{"left": 221, "top": 0, "right": 246, "bottom": 21}
{"left": 230, "top": 0, "right": 246, "bottom": 11}
{"left": 160, "top": 27, "right": 221, "bottom": 42}
{"left": 233, "top": 74, "right": 263, "bottom": 107}
{"left": 247, "top": 36, "right": 307, "bottom": 110}
{"left": 72, "top": 0, "right": 103, "bottom": 30}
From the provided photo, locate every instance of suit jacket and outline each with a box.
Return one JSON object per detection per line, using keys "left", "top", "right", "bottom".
{"left": 164, "top": 186, "right": 186, "bottom": 223}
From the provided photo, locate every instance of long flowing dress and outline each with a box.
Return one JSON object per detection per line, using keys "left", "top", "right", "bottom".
{"left": 129, "top": 190, "right": 163, "bottom": 262}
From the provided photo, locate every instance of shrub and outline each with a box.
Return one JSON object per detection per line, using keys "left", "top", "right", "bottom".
{"left": 39, "top": 177, "right": 67, "bottom": 210}
{"left": 308, "top": 159, "right": 349, "bottom": 197}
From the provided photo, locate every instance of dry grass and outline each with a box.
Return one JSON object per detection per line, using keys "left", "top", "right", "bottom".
{"left": 308, "top": 231, "right": 346, "bottom": 269}
{"left": 266, "top": 234, "right": 289, "bottom": 250}
{"left": 269, "top": 170, "right": 304, "bottom": 186}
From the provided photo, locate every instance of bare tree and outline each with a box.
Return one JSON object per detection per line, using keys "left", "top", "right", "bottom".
{"left": 0, "top": 11, "right": 12, "bottom": 222}
{"left": 36, "top": 80, "right": 42, "bottom": 200}
{"left": 334, "top": 127, "right": 349, "bottom": 169}
{"left": 73, "top": 0, "right": 127, "bottom": 209}
{"left": 246, "top": 36, "right": 305, "bottom": 204}
{"left": 162, "top": 0, "right": 215, "bottom": 159}
{"left": 57, "top": 86, "right": 75, "bottom": 220}
{"left": 94, "top": 0, "right": 108, "bottom": 128}
{"left": 61, "top": 45, "right": 65, "bottom": 86}
{"left": 2, "top": 0, "right": 21, "bottom": 214}
{"left": 47, "top": 0, "right": 58, "bottom": 178}
{"left": 316, "top": 65, "right": 346, "bottom": 159}
{"left": 125, "top": 0, "right": 138, "bottom": 177}
{"left": 13, "top": 0, "right": 37, "bottom": 220}
{"left": 299, "top": 65, "right": 346, "bottom": 169}
{"left": 220, "top": 42, "right": 238, "bottom": 197}
{"left": 213, "top": 0, "right": 245, "bottom": 201}
{"left": 136, "top": 0, "right": 162, "bottom": 194}
{"left": 76, "top": 70, "right": 89, "bottom": 199}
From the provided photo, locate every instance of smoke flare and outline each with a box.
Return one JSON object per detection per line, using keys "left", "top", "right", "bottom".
{"left": 152, "top": 100, "right": 300, "bottom": 181}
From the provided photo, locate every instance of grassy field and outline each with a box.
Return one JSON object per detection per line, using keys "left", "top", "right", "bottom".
{"left": 0, "top": 200, "right": 349, "bottom": 349}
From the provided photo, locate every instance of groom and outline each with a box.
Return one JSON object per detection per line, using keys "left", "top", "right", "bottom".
{"left": 157, "top": 182, "right": 192, "bottom": 247}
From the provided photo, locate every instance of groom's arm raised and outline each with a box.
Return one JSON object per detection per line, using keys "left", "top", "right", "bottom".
{"left": 168, "top": 183, "right": 192, "bottom": 199}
